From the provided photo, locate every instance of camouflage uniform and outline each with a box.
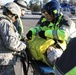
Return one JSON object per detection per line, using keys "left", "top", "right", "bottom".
{"left": 0, "top": 14, "right": 26, "bottom": 75}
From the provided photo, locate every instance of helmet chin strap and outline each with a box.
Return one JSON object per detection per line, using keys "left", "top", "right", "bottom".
{"left": 7, "top": 14, "right": 18, "bottom": 23}
{"left": 9, "top": 14, "right": 15, "bottom": 19}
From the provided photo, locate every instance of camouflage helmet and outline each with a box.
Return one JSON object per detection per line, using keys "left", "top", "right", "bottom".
{"left": 14, "top": 0, "right": 28, "bottom": 10}
{"left": 4, "top": 2, "right": 21, "bottom": 17}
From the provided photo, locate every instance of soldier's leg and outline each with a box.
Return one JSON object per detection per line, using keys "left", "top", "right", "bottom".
{"left": 14, "top": 58, "right": 24, "bottom": 75}
{"left": 0, "top": 65, "right": 15, "bottom": 75}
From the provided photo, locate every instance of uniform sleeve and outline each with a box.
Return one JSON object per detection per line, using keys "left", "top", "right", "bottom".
{"left": 0, "top": 21, "right": 26, "bottom": 52}
{"left": 45, "top": 16, "right": 76, "bottom": 42}
{"left": 29, "top": 26, "right": 42, "bottom": 35}
{"left": 45, "top": 29, "right": 67, "bottom": 41}
{"left": 29, "top": 15, "right": 46, "bottom": 35}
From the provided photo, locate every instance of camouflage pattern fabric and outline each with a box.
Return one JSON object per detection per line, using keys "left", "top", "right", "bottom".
{"left": 0, "top": 14, "right": 26, "bottom": 65}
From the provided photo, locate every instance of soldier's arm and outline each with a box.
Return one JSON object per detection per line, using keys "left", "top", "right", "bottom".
{"left": 0, "top": 21, "right": 26, "bottom": 52}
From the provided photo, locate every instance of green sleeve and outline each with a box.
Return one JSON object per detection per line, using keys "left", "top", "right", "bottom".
{"left": 45, "top": 29, "right": 67, "bottom": 41}
{"left": 29, "top": 28, "right": 36, "bottom": 35}
{"left": 29, "top": 26, "right": 41, "bottom": 35}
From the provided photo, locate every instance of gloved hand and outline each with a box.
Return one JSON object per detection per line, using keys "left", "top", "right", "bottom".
{"left": 20, "top": 50, "right": 26, "bottom": 58}
{"left": 15, "top": 49, "right": 26, "bottom": 58}
{"left": 20, "top": 36, "right": 26, "bottom": 42}
{"left": 26, "top": 31, "right": 32, "bottom": 40}
{"left": 38, "top": 31, "right": 46, "bottom": 39}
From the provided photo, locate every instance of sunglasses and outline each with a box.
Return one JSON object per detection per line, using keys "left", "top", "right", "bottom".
{"left": 13, "top": 14, "right": 18, "bottom": 19}
{"left": 15, "top": 15, "right": 18, "bottom": 19}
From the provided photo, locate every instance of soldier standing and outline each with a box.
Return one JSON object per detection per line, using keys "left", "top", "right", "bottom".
{"left": 0, "top": 2, "right": 26, "bottom": 75}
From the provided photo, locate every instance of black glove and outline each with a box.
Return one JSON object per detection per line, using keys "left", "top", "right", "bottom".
{"left": 20, "top": 50, "right": 26, "bottom": 58}
{"left": 15, "top": 50, "right": 26, "bottom": 58}
{"left": 38, "top": 31, "right": 46, "bottom": 39}
{"left": 20, "top": 36, "right": 26, "bottom": 42}
{"left": 20, "top": 38, "right": 25, "bottom": 42}
{"left": 26, "top": 31, "right": 32, "bottom": 40}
